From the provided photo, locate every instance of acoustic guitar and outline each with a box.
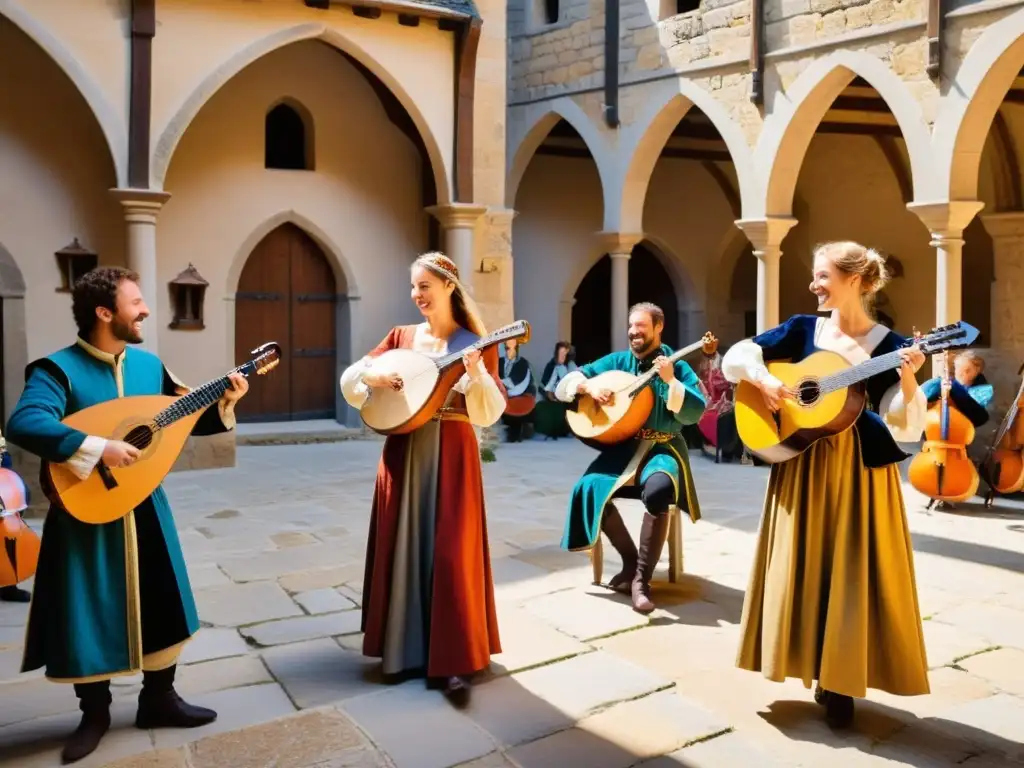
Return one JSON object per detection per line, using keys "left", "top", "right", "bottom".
{"left": 565, "top": 332, "right": 719, "bottom": 449}
{"left": 980, "top": 363, "right": 1024, "bottom": 506}
{"left": 0, "top": 465, "right": 39, "bottom": 587}
{"left": 360, "top": 321, "right": 531, "bottom": 435}
{"left": 735, "top": 321, "right": 978, "bottom": 464}
{"left": 46, "top": 342, "right": 281, "bottom": 525}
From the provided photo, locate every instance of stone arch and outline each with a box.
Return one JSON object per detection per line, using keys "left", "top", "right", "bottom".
{"left": 933, "top": 7, "right": 1024, "bottom": 201}
{"left": 228, "top": 212, "right": 358, "bottom": 423}
{"left": 756, "top": 49, "right": 934, "bottom": 217}
{"left": 0, "top": 1, "right": 125, "bottom": 184}
{"left": 506, "top": 97, "right": 613, "bottom": 213}
{"left": 152, "top": 22, "right": 450, "bottom": 203}
{"left": 615, "top": 83, "right": 758, "bottom": 233}
{"left": 0, "top": 243, "right": 27, "bottom": 427}
{"left": 226, "top": 209, "right": 358, "bottom": 297}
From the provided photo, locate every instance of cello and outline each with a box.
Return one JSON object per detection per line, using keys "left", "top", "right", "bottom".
{"left": 909, "top": 348, "right": 980, "bottom": 507}
{"left": 980, "top": 362, "right": 1024, "bottom": 507}
{"left": 0, "top": 454, "right": 40, "bottom": 588}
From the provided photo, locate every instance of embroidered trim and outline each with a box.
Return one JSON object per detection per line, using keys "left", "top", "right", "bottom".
{"left": 638, "top": 429, "right": 676, "bottom": 443}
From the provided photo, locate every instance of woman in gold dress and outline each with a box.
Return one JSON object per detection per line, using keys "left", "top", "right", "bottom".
{"left": 721, "top": 241, "right": 931, "bottom": 727}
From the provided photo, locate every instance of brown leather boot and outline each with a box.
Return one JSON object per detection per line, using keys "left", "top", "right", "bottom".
{"left": 62, "top": 682, "right": 111, "bottom": 764}
{"left": 631, "top": 512, "right": 670, "bottom": 614}
{"left": 601, "top": 505, "right": 638, "bottom": 593}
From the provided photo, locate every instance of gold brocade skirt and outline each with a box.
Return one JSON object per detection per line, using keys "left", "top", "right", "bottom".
{"left": 736, "top": 427, "right": 930, "bottom": 698}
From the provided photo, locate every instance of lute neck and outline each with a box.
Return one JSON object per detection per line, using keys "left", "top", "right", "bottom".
{"left": 153, "top": 373, "right": 236, "bottom": 429}
{"left": 436, "top": 326, "right": 523, "bottom": 370}
{"left": 632, "top": 338, "right": 707, "bottom": 389}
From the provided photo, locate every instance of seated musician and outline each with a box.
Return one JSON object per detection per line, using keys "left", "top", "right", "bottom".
{"left": 499, "top": 338, "right": 536, "bottom": 442}
{"left": 921, "top": 350, "right": 992, "bottom": 428}
{"left": 554, "top": 302, "right": 705, "bottom": 614}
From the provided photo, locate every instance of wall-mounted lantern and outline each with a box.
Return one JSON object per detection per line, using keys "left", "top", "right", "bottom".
{"left": 54, "top": 238, "right": 98, "bottom": 292}
{"left": 168, "top": 263, "right": 209, "bottom": 330}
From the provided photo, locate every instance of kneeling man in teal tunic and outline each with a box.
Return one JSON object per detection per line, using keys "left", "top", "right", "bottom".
{"left": 555, "top": 302, "right": 705, "bottom": 614}
{"left": 6, "top": 267, "right": 249, "bottom": 764}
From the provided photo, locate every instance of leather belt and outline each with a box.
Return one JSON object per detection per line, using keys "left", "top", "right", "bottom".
{"left": 432, "top": 408, "right": 470, "bottom": 423}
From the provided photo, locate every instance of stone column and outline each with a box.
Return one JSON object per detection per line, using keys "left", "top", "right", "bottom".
{"left": 426, "top": 203, "right": 489, "bottom": 292}
{"left": 110, "top": 188, "right": 171, "bottom": 353}
{"left": 597, "top": 232, "right": 643, "bottom": 350}
{"left": 907, "top": 201, "right": 984, "bottom": 376}
{"left": 735, "top": 217, "right": 798, "bottom": 334}
{"left": 981, "top": 211, "right": 1024, "bottom": 412}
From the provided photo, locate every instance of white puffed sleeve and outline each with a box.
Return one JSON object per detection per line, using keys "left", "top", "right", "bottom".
{"left": 666, "top": 379, "right": 686, "bottom": 413}
{"left": 340, "top": 357, "right": 374, "bottom": 410}
{"left": 879, "top": 382, "right": 928, "bottom": 442}
{"left": 62, "top": 435, "right": 107, "bottom": 481}
{"left": 555, "top": 371, "right": 587, "bottom": 402}
{"left": 453, "top": 359, "right": 505, "bottom": 427}
{"left": 721, "top": 339, "right": 784, "bottom": 389}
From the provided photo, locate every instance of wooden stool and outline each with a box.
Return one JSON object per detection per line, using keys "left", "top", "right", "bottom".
{"left": 590, "top": 505, "right": 684, "bottom": 585}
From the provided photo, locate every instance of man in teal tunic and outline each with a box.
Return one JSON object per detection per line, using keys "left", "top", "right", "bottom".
{"left": 6, "top": 266, "right": 249, "bottom": 764}
{"left": 555, "top": 302, "right": 705, "bottom": 614}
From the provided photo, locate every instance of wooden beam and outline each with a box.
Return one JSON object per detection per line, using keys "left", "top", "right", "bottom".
{"left": 1002, "top": 90, "right": 1024, "bottom": 104}
{"left": 926, "top": 0, "right": 945, "bottom": 79}
{"left": 830, "top": 95, "right": 892, "bottom": 113}
{"left": 128, "top": 0, "right": 155, "bottom": 188}
{"left": 815, "top": 122, "right": 904, "bottom": 137}
{"left": 398, "top": 13, "right": 420, "bottom": 26}
{"left": 749, "top": 0, "right": 764, "bottom": 104}
{"left": 604, "top": 0, "right": 620, "bottom": 126}
{"left": 453, "top": 17, "right": 482, "bottom": 202}
{"left": 304, "top": 0, "right": 331, "bottom": 7}
{"left": 536, "top": 144, "right": 735, "bottom": 163}
{"left": 352, "top": 6, "right": 383, "bottom": 18}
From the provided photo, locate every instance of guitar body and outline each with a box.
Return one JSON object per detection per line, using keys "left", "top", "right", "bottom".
{"left": 46, "top": 395, "right": 204, "bottom": 525}
{"left": 565, "top": 370, "right": 656, "bottom": 449}
{"left": 734, "top": 350, "right": 867, "bottom": 464}
{"left": 359, "top": 349, "right": 465, "bottom": 435}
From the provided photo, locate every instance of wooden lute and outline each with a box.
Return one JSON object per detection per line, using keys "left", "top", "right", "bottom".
{"left": 360, "top": 321, "right": 531, "bottom": 435}
{"left": 566, "top": 332, "right": 719, "bottom": 450}
{"left": 735, "top": 321, "right": 978, "bottom": 464}
{"left": 46, "top": 342, "right": 281, "bottom": 525}
{"left": 0, "top": 464, "right": 39, "bottom": 587}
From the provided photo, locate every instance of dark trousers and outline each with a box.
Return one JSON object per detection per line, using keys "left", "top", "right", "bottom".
{"left": 610, "top": 471, "right": 676, "bottom": 517}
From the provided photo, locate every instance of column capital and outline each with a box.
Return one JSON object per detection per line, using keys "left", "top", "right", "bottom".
{"left": 425, "top": 203, "right": 488, "bottom": 229}
{"left": 109, "top": 188, "right": 172, "bottom": 223}
{"left": 595, "top": 231, "right": 643, "bottom": 256}
{"left": 906, "top": 200, "right": 983, "bottom": 237}
{"left": 735, "top": 217, "right": 797, "bottom": 255}
{"left": 980, "top": 210, "right": 1024, "bottom": 240}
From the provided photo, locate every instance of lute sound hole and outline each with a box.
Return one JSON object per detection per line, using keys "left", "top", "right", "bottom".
{"left": 124, "top": 425, "right": 155, "bottom": 451}
{"left": 796, "top": 379, "right": 821, "bottom": 406}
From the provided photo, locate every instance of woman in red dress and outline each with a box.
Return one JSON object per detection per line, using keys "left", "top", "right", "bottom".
{"left": 340, "top": 252, "right": 506, "bottom": 707}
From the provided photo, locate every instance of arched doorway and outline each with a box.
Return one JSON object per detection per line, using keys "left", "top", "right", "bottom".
{"left": 234, "top": 223, "right": 337, "bottom": 421}
{"left": 571, "top": 242, "right": 679, "bottom": 366}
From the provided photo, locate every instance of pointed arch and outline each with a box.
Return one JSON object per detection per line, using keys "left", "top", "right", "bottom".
{"left": 152, "top": 22, "right": 450, "bottom": 203}
{"left": 615, "top": 82, "right": 757, "bottom": 233}
{"left": 933, "top": 7, "right": 1024, "bottom": 202}
{"left": 0, "top": 1, "right": 125, "bottom": 185}
{"left": 755, "top": 49, "right": 934, "bottom": 218}
{"left": 506, "top": 97, "right": 613, "bottom": 216}
{"left": 226, "top": 210, "right": 358, "bottom": 298}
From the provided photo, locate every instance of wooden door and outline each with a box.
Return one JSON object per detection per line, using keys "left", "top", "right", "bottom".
{"left": 235, "top": 224, "right": 337, "bottom": 422}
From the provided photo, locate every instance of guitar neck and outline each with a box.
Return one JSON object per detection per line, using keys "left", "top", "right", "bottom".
{"left": 153, "top": 373, "right": 236, "bottom": 429}
{"left": 990, "top": 379, "right": 1024, "bottom": 449}
{"left": 818, "top": 348, "right": 918, "bottom": 395}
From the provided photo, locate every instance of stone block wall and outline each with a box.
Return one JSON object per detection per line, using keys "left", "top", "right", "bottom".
{"left": 765, "top": 0, "right": 925, "bottom": 50}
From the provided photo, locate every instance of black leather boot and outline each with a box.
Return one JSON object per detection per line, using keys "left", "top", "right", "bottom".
{"left": 601, "top": 505, "right": 638, "bottom": 594}
{"left": 631, "top": 512, "right": 670, "bottom": 614}
{"left": 135, "top": 665, "right": 217, "bottom": 729}
{"left": 62, "top": 682, "right": 111, "bottom": 764}
{"left": 0, "top": 585, "right": 31, "bottom": 602}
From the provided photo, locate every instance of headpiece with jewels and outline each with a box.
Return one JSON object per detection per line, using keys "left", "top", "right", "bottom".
{"left": 417, "top": 253, "right": 459, "bottom": 281}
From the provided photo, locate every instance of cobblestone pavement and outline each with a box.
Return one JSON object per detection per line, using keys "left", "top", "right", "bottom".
{"left": 1, "top": 437, "right": 1023, "bottom": 768}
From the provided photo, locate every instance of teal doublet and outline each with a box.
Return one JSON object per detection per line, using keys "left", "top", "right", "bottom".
{"left": 6, "top": 339, "right": 231, "bottom": 682}
{"left": 561, "top": 346, "right": 706, "bottom": 552}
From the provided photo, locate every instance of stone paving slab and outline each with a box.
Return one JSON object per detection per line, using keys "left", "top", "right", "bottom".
{"left": 1, "top": 439, "right": 1023, "bottom": 768}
